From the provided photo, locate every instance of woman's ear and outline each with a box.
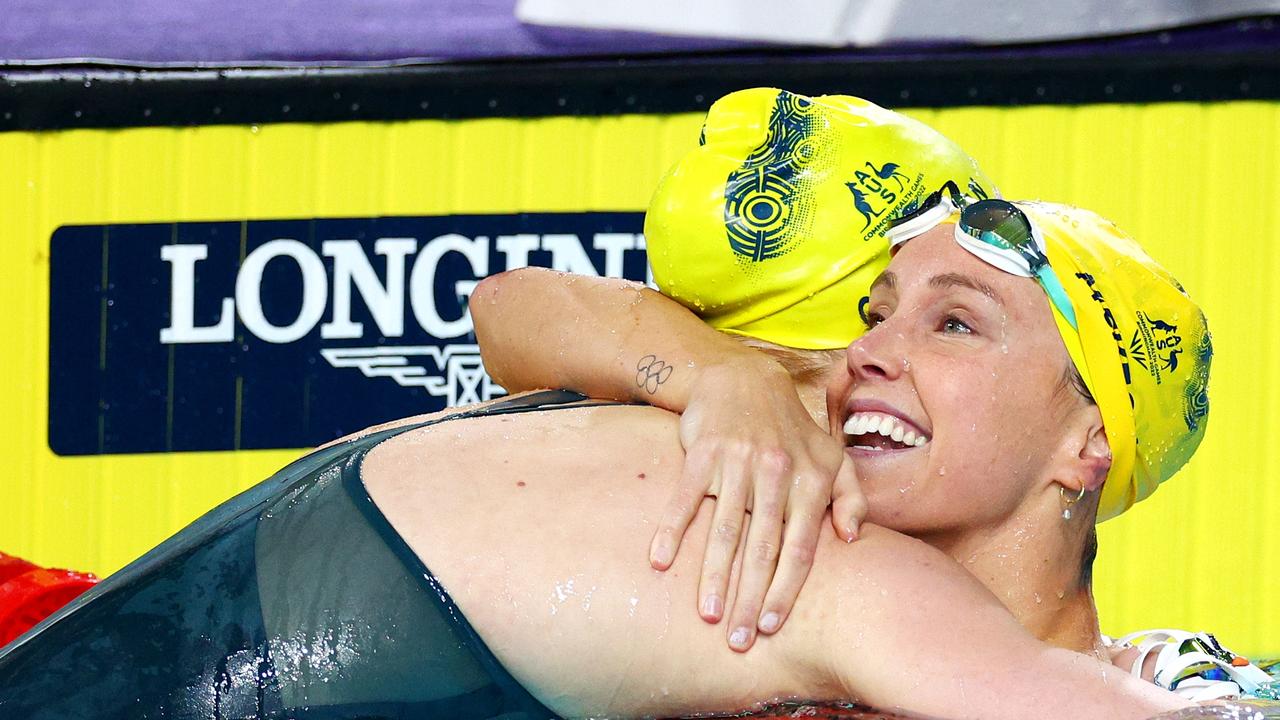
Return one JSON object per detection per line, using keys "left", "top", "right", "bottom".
{"left": 1074, "top": 404, "right": 1111, "bottom": 492}
{"left": 1057, "top": 404, "right": 1111, "bottom": 494}
{"left": 1079, "top": 418, "right": 1111, "bottom": 492}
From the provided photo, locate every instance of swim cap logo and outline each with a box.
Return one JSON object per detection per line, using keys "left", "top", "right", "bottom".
{"left": 844, "top": 161, "right": 909, "bottom": 231}
{"left": 1182, "top": 329, "right": 1212, "bottom": 433}
{"left": 1130, "top": 312, "right": 1184, "bottom": 384}
{"left": 724, "top": 91, "right": 826, "bottom": 263}
{"left": 847, "top": 161, "right": 928, "bottom": 243}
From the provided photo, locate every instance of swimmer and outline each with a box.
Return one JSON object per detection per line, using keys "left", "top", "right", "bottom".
{"left": 360, "top": 193, "right": 1205, "bottom": 718}
{"left": 0, "top": 90, "right": 1205, "bottom": 719}
{"left": 473, "top": 90, "right": 1236, "bottom": 692}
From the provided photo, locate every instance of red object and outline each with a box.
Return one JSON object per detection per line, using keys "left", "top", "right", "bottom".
{"left": 0, "top": 552, "right": 98, "bottom": 647}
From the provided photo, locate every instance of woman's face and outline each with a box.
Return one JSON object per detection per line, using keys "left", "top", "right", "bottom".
{"left": 827, "top": 224, "right": 1082, "bottom": 536}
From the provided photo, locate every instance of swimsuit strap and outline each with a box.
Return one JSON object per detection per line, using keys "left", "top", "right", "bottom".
{"left": 338, "top": 390, "right": 627, "bottom": 719}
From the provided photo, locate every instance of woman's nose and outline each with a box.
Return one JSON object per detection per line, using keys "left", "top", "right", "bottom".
{"left": 847, "top": 325, "right": 906, "bottom": 382}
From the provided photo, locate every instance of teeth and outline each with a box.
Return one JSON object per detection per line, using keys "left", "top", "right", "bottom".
{"left": 842, "top": 412, "right": 929, "bottom": 447}
{"left": 878, "top": 416, "right": 894, "bottom": 436}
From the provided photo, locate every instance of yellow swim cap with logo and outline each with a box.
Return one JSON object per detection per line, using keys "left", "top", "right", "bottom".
{"left": 644, "top": 87, "right": 997, "bottom": 350}
{"left": 1020, "top": 202, "right": 1212, "bottom": 521}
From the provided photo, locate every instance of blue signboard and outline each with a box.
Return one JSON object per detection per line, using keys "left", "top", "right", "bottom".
{"left": 49, "top": 213, "right": 648, "bottom": 455}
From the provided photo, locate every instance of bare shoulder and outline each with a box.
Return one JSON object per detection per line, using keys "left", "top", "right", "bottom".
{"left": 820, "top": 525, "right": 993, "bottom": 597}
{"left": 801, "top": 524, "right": 1016, "bottom": 651}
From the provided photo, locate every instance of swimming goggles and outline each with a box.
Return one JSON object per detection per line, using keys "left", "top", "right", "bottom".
{"left": 885, "top": 182, "right": 1078, "bottom": 330}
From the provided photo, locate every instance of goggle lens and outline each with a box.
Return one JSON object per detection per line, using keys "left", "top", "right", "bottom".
{"left": 958, "top": 200, "right": 1033, "bottom": 253}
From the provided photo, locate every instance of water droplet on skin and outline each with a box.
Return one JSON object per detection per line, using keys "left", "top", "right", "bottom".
{"left": 937, "top": 466, "right": 946, "bottom": 476}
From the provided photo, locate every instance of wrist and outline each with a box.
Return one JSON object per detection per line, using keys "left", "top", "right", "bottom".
{"left": 688, "top": 351, "right": 790, "bottom": 403}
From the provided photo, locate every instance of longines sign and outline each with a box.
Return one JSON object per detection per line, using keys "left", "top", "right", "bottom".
{"left": 49, "top": 213, "right": 647, "bottom": 455}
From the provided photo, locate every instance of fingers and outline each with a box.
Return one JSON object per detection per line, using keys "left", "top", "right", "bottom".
{"left": 830, "top": 455, "right": 866, "bottom": 542}
{"left": 756, "top": 480, "right": 825, "bottom": 642}
{"left": 697, "top": 452, "right": 750, "bottom": 626}
{"left": 722, "top": 452, "right": 789, "bottom": 652}
{"left": 650, "top": 447, "right": 715, "bottom": 570}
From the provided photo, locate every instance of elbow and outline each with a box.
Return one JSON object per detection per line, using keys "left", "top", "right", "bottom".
{"left": 472, "top": 267, "right": 554, "bottom": 310}
{"left": 470, "top": 268, "right": 515, "bottom": 314}
{"left": 471, "top": 268, "right": 528, "bottom": 339}
{"left": 471, "top": 267, "right": 561, "bottom": 387}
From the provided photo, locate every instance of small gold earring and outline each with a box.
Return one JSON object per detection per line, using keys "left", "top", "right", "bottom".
{"left": 1060, "top": 486, "right": 1086, "bottom": 521}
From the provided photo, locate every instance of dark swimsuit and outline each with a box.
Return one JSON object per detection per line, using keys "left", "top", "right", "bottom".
{"left": 0, "top": 390, "right": 603, "bottom": 720}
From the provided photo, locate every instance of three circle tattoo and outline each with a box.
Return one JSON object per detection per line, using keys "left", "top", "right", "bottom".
{"left": 636, "top": 354, "right": 674, "bottom": 394}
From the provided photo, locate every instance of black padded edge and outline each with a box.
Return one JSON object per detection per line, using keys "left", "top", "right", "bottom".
{"left": 3, "top": 46, "right": 1280, "bottom": 131}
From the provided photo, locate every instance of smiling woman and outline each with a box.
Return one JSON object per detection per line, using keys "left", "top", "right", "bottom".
{"left": 468, "top": 88, "right": 1273, "bottom": 704}
{"left": 470, "top": 199, "right": 1258, "bottom": 706}
{"left": 834, "top": 223, "right": 1105, "bottom": 545}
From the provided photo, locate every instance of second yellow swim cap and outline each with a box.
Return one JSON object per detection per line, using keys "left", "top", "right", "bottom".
{"left": 645, "top": 87, "right": 996, "bottom": 349}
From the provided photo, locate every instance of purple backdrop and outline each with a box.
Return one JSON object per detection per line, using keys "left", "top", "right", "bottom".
{"left": 1, "top": 0, "right": 761, "bottom": 65}
{"left": 2, "top": 1, "right": 1277, "bottom": 67}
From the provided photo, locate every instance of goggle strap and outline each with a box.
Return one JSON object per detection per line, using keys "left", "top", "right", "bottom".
{"left": 1035, "top": 265, "right": 1079, "bottom": 331}
{"left": 887, "top": 196, "right": 957, "bottom": 248}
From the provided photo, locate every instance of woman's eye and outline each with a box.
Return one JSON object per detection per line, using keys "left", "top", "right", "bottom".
{"left": 941, "top": 316, "right": 973, "bottom": 334}
{"left": 865, "top": 311, "right": 887, "bottom": 329}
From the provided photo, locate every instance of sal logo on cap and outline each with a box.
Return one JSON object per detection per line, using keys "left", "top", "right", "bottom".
{"left": 1130, "top": 311, "right": 1185, "bottom": 383}
{"left": 844, "top": 160, "right": 916, "bottom": 232}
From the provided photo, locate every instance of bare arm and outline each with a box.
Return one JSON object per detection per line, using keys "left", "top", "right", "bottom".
{"left": 471, "top": 267, "right": 774, "bottom": 410}
{"left": 817, "top": 527, "right": 1190, "bottom": 720}
{"left": 471, "top": 267, "right": 864, "bottom": 651}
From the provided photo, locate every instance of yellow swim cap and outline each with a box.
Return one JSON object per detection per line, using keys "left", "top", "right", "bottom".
{"left": 645, "top": 87, "right": 997, "bottom": 349}
{"left": 1022, "top": 202, "right": 1212, "bottom": 521}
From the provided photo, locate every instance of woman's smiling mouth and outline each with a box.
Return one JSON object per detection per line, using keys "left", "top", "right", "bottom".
{"left": 841, "top": 405, "right": 931, "bottom": 452}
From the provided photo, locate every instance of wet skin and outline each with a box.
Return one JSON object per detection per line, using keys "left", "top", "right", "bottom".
{"left": 360, "top": 400, "right": 1182, "bottom": 720}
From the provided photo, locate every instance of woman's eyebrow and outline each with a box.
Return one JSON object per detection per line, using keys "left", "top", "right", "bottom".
{"left": 870, "top": 271, "right": 896, "bottom": 295}
{"left": 928, "top": 272, "right": 1006, "bottom": 306}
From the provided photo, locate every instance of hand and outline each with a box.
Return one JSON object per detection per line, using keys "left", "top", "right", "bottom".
{"left": 647, "top": 358, "right": 866, "bottom": 652}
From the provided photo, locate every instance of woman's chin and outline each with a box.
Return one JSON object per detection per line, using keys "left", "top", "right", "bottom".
{"left": 854, "top": 465, "right": 932, "bottom": 530}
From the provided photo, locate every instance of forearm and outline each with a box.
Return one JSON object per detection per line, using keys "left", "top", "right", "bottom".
{"left": 471, "top": 267, "right": 783, "bottom": 411}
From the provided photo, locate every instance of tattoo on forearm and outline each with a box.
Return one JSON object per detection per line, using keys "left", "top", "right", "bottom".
{"left": 636, "top": 354, "right": 674, "bottom": 394}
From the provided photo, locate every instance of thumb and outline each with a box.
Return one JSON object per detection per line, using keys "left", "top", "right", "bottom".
{"left": 830, "top": 455, "right": 866, "bottom": 542}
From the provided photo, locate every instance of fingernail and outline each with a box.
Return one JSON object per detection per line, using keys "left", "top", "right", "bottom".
{"left": 650, "top": 542, "right": 671, "bottom": 568}
{"left": 702, "top": 595, "right": 722, "bottom": 619}
{"left": 759, "top": 612, "right": 780, "bottom": 633}
{"left": 729, "top": 627, "right": 749, "bottom": 648}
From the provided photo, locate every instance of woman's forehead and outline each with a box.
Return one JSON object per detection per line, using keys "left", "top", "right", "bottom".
{"left": 879, "top": 227, "right": 1037, "bottom": 309}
